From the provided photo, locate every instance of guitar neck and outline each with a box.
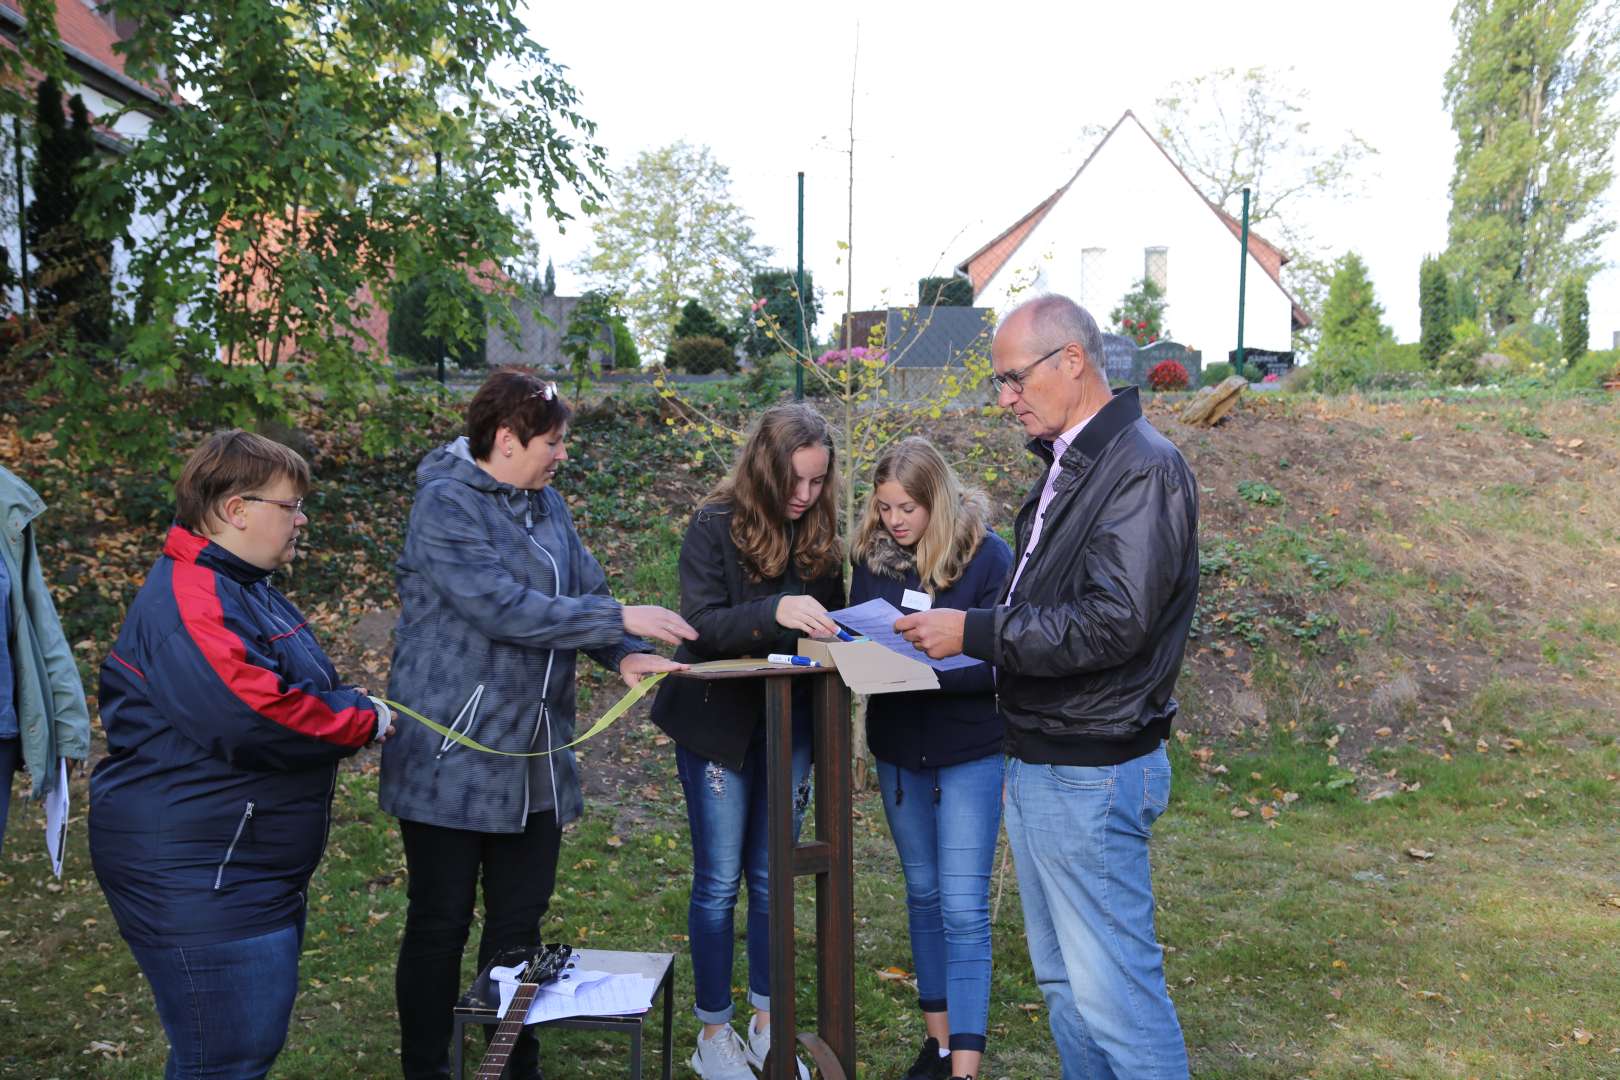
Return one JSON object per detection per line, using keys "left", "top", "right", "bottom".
{"left": 475, "top": 983, "right": 540, "bottom": 1080}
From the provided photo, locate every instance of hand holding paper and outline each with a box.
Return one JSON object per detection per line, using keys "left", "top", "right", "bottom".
{"left": 893, "top": 608, "right": 967, "bottom": 661}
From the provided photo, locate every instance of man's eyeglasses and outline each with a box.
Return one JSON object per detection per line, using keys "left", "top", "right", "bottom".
{"left": 988, "top": 344, "right": 1066, "bottom": 395}
{"left": 527, "top": 381, "right": 558, "bottom": 402}
{"left": 243, "top": 495, "right": 305, "bottom": 514}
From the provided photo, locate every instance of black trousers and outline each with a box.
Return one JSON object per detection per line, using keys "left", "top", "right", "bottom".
{"left": 396, "top": 811, "right": 563, "bottom": 1080}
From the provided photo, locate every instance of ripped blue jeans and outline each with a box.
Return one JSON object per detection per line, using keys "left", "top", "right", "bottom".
{"left": 675, "top": 717, "right": 813, "bottom": 1023}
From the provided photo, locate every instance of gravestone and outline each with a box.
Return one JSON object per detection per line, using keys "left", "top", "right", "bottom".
{"left": 1138, "top": 341, "right": 1203, "bottom": 386}
{"left": 1101, "top": 333, "right": 1137, "bottom": 384}
{"left": 1229, "top": 348, "right": 1295, "bottom": 380}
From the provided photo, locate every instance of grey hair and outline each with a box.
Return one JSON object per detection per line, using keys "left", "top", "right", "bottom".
{"left": 1003, "top": 294, "right": 1107, "bottom": 382}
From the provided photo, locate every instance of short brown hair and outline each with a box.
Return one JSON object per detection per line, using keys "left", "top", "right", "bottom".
{"left": 175, "top": 430, "right": 312, "bottom": 533}
{"left": 466, "top": 368, "right": 574, "bottom": 460}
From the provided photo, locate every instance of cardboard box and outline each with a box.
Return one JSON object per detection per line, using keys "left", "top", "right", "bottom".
{"left": 797, "top": 638, "right": 939, "bottom": 695}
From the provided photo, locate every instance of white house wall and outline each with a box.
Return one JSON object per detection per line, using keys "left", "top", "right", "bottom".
{"left": 976, "top": 120, "right": 1294, "bottom": 355}
{"left": 1, "top": 79, "right": 164, "bottom": 315}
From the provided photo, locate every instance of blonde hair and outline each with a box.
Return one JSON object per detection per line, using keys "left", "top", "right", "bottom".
{"left": 704, "top": 403, "right": 843, "bottom": 582}
{"left": 853, "top": 436, "right": 988, "bottom": 593}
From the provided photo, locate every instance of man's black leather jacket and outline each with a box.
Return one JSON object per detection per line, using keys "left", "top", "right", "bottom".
{"left": 962, "top": 387, "right": 1199, "bottom": 765}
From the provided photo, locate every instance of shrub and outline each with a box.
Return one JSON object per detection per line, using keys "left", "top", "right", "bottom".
{"left": 1146, "top": 359, "right": 1189, "bottom": 391}
{"left": 742, "top": 350, "right": 793, "bottom": 404}
{"left": 1561, "top": 277, "right": 1589, "bottom": 366}
{"left": 1111, "top": 277, "right": 1167, "bottom": 345}
{"left": 1557, "top": 348, "right": 1619, "bottom": 391}
{"left": 668, "top": 334, "right": 736, "bottom": 375}
{"left": 918, "top": 276, "right": 973, "bottom": 307}
{"left": 1419, "top": 256, "right": 1452, "bottom": 367}
{"left": 1200, "top": 361, "right": 1234, "bottom": 387}
{"left": 1438, "top": 319, "right": 1487, "bottom": 385}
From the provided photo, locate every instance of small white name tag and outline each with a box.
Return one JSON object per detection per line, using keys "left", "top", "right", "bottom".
{"left": 900, "top": 588, "right": 933, "bottom": 612}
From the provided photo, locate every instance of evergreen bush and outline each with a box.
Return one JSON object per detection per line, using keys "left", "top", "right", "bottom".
{"left": 917, "top": 276, "right": 973, "bottom": 307}
{"left": 1557, "top": 348, "right": 1617, "bottom": 390}
{"left": 1561, "top": 277, "right": 1589, "bottom": 366}
{"left": 1419, "top": 256, "right": 1452, "bottom": 367}
{"left": 669, "top": 334, "right": 736, "bottom": 375}
{"left": 1200, "top": 361, "right": 1234, "bottom": 387}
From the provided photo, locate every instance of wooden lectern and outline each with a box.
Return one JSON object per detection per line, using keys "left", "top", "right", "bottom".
{"left": 667, "top": 664, "right": 854, "bottom": 1080}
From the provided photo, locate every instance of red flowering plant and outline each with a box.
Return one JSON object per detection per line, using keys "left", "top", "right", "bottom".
{"left": 1110, "top": 277, "right": 1168, "bottom": 346}
{"left": 1146, "top": 359, "right": 1190, "bottom": 392}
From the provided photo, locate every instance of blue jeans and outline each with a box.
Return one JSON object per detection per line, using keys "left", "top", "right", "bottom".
{"left": 0, "top": 737, "right": 18, "bottom": 857}
{"left": 676, "top": 721, "right": 813, "bottom": 1024}
{"left": 876, "top": 754, "right": 1003, "bottom": 1053}
{"left": 1004, "top": 746, "right": 1188, "bottom": 1080}
{"left": 128, "top": 920, "right": 305, "bottom": 1080}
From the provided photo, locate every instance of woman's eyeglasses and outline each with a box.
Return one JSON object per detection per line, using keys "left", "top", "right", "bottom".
{"left": 242, "top": 495, "right": 305, "bottom": 514}
{"left": 527, "top": 382, "right": 558, "bottom": 402}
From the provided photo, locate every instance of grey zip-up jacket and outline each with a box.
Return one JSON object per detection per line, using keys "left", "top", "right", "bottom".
{"left": 380, "top": 438, "right": 643, "bottom": 832}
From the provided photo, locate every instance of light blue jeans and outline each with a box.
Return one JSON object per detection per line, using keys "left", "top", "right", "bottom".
{"left": 675, "top": 720, "right": 813, "bottom": 1024}
{"left": 876, "top": 754, "right": 1003, "bottom": 1053}
{"left": 1004, "top": 745, "right": 1189, "bottom": 1080}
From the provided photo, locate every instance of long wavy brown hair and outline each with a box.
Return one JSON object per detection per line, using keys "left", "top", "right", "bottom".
{"left": 704, "top": 403, "right": 842, "bottom": 582}
{"left": 853, "top": 437, "right": 988, "bottom": 593}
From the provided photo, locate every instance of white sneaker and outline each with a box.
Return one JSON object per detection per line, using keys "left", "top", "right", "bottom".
{"left": 745, "top": 1019, "right": 810, "bottom": 1080}
{"left": 690, "top": 1024, "right": 757, "bottom": 1080}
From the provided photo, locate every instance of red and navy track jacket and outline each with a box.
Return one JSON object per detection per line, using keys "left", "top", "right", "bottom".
{"left": 89, "top": 526, "right": 377, "bottom": 948}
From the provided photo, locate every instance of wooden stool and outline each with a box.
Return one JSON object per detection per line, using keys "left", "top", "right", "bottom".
{"left": 450, "top": 947, "right": 674, "bottom": 1079}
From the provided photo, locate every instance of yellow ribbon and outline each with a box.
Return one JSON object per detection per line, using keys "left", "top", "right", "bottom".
{"left": 380, "top": 672, "right": 668, "bottom": 758}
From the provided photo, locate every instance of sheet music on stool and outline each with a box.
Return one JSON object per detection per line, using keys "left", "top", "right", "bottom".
{"left": 492, "top": 965, "right": 659, "bottom": 1023}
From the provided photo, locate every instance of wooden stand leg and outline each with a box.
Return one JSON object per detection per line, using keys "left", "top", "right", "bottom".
{"left": 764, "top": 676, "right": 799, "bottom": 1080}
{"left": 762, "top": 671, "right": 854, "bottom": 1080}
{"left": 812, "top": 673, "right": 855, "bottom": 1074}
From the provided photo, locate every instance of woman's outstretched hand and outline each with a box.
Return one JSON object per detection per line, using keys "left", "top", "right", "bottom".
{"left": 623, "top": 605, "right": 698, "bottom": 646}
{"left": 618, "top": 652, "right": 689, "bottom": 688}
{"left": 775, "top": 594, "right": 841, "bottom": 638}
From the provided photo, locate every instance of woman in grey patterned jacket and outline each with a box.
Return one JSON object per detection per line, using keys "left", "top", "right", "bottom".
{"left": 381, "top": 369, "right": 694, "bottom": 1080}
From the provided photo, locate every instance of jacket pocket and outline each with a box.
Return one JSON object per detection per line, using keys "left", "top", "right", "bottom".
{"left": 436, "top": 684, "right": 486, "bottom": 758}
{"left": 213, "top": 800, "right": 254, "bottom": 890}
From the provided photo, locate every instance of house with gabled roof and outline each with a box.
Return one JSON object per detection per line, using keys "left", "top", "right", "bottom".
{"left": 0, "top": 0, "right": 171, "bottom": 308}
{"left": 955, "top": 110, "right": 1308, "bottom": 355}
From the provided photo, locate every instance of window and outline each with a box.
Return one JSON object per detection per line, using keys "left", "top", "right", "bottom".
{"left": 1145, "top": 246, "right": 1168, "bottom": 292}
{"left": 1081, "top": 247, "right": 1107, "bottom": 309}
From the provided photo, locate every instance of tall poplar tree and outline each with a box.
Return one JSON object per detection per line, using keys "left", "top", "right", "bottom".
{"left": 1444, "top": 0, "right": 1620, "bottom": 330}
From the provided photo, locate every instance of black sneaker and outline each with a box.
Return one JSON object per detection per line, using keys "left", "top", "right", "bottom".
{"left": 901, "top": 1036, "right": 950, "bottom": 1080}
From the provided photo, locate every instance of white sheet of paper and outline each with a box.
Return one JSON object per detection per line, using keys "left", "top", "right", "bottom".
{"left": 828, "top": 598, "right": 981, "bottom": 672}
{"left": 492, "top": 965, "right": 658, "bottom": 1023}
{"left": 899, "top": 588, "right": 933, "bottom": 612}
{"left": 44, "top": 758, "right": 68, "bottom": 879}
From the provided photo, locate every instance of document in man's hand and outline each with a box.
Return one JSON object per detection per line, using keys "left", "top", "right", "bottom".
{"left": 827, "top": 598, "right": 982, "bottom": 672}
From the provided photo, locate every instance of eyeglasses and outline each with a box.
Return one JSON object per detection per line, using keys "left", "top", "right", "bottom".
{"left": 988, "top": 344, "right": 1066, "bottom": 396}
{"left": 527, "top": 381, "right": 558, "bottom": 402}
{"left": 242, "top": 495, "right": 305, "bottom": 514}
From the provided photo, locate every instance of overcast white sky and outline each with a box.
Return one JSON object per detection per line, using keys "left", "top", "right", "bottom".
{"left": 522, "top": 0, "right": 1620, "bottom": 349}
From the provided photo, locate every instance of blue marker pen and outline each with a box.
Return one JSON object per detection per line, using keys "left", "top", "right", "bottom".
{"left": 767, "top": 653, "right": 822, "bottom": 667}
{"left": 834, "top": 629, "right": 856, "bottom": 642}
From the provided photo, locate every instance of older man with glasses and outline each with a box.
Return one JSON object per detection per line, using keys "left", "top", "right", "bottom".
{"left": 898, "top": 294, "right": 1198, "bottom": 1079}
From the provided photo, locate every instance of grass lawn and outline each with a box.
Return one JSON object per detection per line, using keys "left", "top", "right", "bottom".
{"left": 2, "top": 383, "right": 1618, "bottom": 1077}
